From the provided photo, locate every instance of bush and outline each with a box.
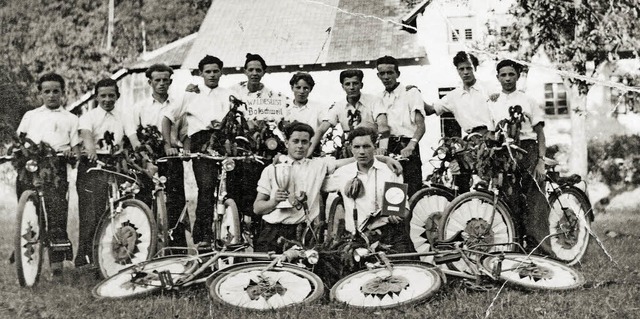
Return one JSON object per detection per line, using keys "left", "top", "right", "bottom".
{"left": 588, "top": 134, "right": 640, "bottom": 188}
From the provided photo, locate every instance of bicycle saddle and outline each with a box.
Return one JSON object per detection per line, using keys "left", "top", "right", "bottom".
{"left": 432, "top": 230, "right": 465, "bottom": 249}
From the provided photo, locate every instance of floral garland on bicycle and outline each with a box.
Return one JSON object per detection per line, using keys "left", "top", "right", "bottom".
{"left": 470, "top": 105, "right": 525, "bottom": 195}
{"left": 8, "top": 134, "right": 65, "bottom": 188}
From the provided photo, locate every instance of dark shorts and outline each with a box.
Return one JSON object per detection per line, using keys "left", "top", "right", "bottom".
{"left": 254, "top": 222, "right": 302, "bottom": 253}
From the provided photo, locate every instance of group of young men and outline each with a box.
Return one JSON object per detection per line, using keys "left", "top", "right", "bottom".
{"left": 15, "top": 50, "right": 546, "bottom": 276}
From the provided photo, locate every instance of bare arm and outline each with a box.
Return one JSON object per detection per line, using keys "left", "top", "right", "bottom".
{"left": 424, "top": 101, "right": 436, "bottom": 115}
{"left": 400, "top": 111, "right": 425, "bottom": 158}
{"left": 308, "top": 121, "right": 332, "bottom": 158}
{"left": 533, "top": 123, "right": 546, "bottom": 181}
{"left": 253, "top": 191, "right": 288, "bottom": 215}
{"left": 80, "top": 129, "right": 97, "bottom": 162}
{"left": 375, "top": 114, "right": 390, "bottom": 154}
{"left": 161, "top": 117, "right": 179, "bottom": 156}
{"left": 128, "top": 134, "right": 141, "bottom": 149}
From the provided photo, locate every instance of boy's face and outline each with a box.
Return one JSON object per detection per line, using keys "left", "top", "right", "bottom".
{"left": 497, "top": 66, "right": 519, "bottom": 93}
{"left": 285, "top": 131, "right": 311, "bottom": 160}
{"left": 201, "top": 63, "right": 222, "bottom": 89}
{"left": 40, "top": 81, "right": 64, "bottom": 109}
{"left": 342, "top": 76, "right": 363, "bottom": 99}
{"left": 351, "top": 135, "right": 375, "bottom": 166}
{"left": 376, "top": 64, "right": 399, "bottom": 91}
{"left": 291, "top": 79, "right": 312, "bottom": 103}
{"left": 149, "top": 71, "right": 172, "bottom": 95}
{"left": 96, "top": 86, "right": 118, "bottom": 112}
{"left": 244, "top": 60, "right": 265, "bottom": 86}
{"left": 456, "top": 61, "right": 476, "bottom": 86}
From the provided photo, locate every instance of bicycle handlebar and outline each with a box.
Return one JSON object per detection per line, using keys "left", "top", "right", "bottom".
{"left": 157, "top": 152, "right": 266, "bottom": 163}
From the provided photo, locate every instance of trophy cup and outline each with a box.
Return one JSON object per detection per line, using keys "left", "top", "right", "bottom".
{"left": 274, "top": 162, "right": 293, "bottom": 208}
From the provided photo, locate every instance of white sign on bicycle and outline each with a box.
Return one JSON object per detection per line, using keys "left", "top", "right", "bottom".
{"left": 244, "top": 96, "right": 286, "bottom": 121}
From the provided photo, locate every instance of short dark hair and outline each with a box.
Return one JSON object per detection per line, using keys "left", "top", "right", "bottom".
{"left": 284, "top": 122, "right": 315, "bottom": 140}
{"left": 376, "top": 55, "right": 400, "bottom": 73}
{"left": 94, "top": 78, "right": 120, "bottom": 97}
{"left": 198, "top": 55, "right": 224, "bottom": 72}
{"left": 289, "top": 72, "right": 315, "bottom": 90}
{"left": 244, "top": 53, "right": 267, "bottom": 70}
{"left": 453, "top": 51, "right": 479, "bottom": 69}
{"left": 37, "top": 73, "right": 65, "bottom": 91}
{"left": 348, "top": 126, "right": 378, "bottom": 144}
{"left": 339, "top": 69, "right": 364, "bottom": 84}
{"left": 496, "top": 59, "right": 522, "bottom": 75}
{"left": 145, "top": 63, "right": 174, "bottom": 79}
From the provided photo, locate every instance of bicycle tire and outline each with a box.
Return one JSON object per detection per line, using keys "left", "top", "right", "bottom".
{"left": 439, "top": 191, "right": 517, "bottom": 272}
{"left": 155, "top": 190, "right": 170, "bottom": 251}
{"left": 545, "top": 186, "right": 592, "bottom": 265}
{"left": 409, "top": 187, "right": 454, "bottom": 262}
{"left": 219, "top": 199, "right": 241, "bottom": 245}
{"left": 207, "top": 261, "right": 324, "bottom": 310}
{"left": 330, "top": 261, "right": 442, "bottom": 309}
{"left": 327, "top": 195, "right": 347, "bottom": 242}
{"left": 481, "top": 253, "right": 585, "bottom": 290}
{"left": 15, "top": 190, "right": 44, "bottom": 287}
{"left": 93, "top": 199, "right": 157, "bottom": 279}
{"left": 92, "top": 255, "right": 199, "bottom": 299}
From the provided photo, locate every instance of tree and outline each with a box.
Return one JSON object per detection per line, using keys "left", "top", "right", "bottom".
{"left": 500, "top": 0, "right": 639, "bottom": 176}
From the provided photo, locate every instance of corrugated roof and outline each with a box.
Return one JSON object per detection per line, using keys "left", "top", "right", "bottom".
{"left": 130, "top": 33, "right": 197, "bottom": 70}
{"left": 183, "top": 0, "right": 426, "bottom": 70}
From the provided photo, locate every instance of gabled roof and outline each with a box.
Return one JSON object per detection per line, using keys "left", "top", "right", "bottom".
{"left": 130, "top": 33, "right": 197, "bottom": 71}
{"left": 182, "top": 0, "right": 427, "bottom": 71}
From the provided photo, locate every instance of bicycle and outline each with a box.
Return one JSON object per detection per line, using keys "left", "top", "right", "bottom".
{"left": 90, "top": 156, "right": 157, "bottom": 279}
{"left": 330, "top": 227, "right": 585, "bottom": 309}
{"left": 93, "top": 243, "right": 324, "bottom": 310}
{"left": 5, "top": 140, "right": 75, "bottom": 287}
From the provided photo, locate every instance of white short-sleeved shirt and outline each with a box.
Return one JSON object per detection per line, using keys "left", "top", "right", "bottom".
{"left": 17, "top": 105, "right": 80, "bottom": 151}
{"left": 329, "top": 160, "right": 403, "bottom": 233}
{"left": 229, "top": 81, "right": 277, "bottom": 102}
{"left": 79, "top": 106, "right": 128, "bottom": 154}
{"left": 489, "top": 90, "right": 545, "bottom": 141}
{"left": 125, "top": 96, "right": 186, "bottom": 146}
{"left": 376, "top": 85, "right": 426, "bottom": 138}
{"left": 434, "top": 83, "right": 495, "bottom": 133}
{"left": 327, "top": 93, "right": 382, "bottom": 132}
{"left": 163, "top": 86, "right": 234, "bottom": 137}
{"left": 284, "top": 99, "right": 329, "bottom": 133}
{"left": 256, "top": 156, "right": 337, "bottom": 224}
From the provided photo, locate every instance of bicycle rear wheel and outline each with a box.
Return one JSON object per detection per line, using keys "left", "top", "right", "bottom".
{"left": 409, "top": 187, "right": 454, "bottom": 262}
{"left": 207, "top": 262, "right": 324, "bottom": 310}
{"left": 327, "top": 195, "right": 346, "bottom": 242}
{"left": 546, "top": 186, "right": 592, "bottom": 265}
{"left": 330, "top": 261, "right": 442, "bottom": 309}
{"left": 481, "top": 253, "right": 584, "bottom": 290}
{"left": 92, "top": 255, "right": 198, "bottom": 299}
{"left": 15, "top": 190, "right": 44, "bottom": 287}
{"left": 94, "top": 199, "right": 157, "bottom": 279}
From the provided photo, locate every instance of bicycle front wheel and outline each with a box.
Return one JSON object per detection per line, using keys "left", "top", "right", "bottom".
{"left": 15, "top": 190, "right": 44, "bottom": 287}
{"left": 439, "top": 191, "right": 517, "bottom": 272}
{"left": 409, "top": 187, "right": 454, "bottom": 262}
{"left": 546, "top": 186, "right": 592, "bottom": 265}
{"left": 94, "top": 199, "right": 157, "bottom": 278}
{"left": 92, "top": 255, "right": 199, "bottom": 299}
{"left": 481, "top": 253, "right": 585, "bottom": 290}
{"left": 330, "top": 261, "right": 442, "bottom": 309}
{"left": 327, "top": 195, "right": 347, "bottom": 242}
{"left": 207, "top": 262, "right": 324, "bottom": 310}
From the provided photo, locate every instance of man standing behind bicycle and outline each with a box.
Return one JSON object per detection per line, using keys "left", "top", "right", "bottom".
{"left": 162, "top": 55, "right": 237, "bottom": 248}
{"left": 329, "top": 126, "right": 413, "bottom": 253}
{"left": 374, "top": 55, "right": 426, "bottom": 197}
{"left": 126, "top": 63, "right": 188, "bottom": 248}
{"left": 253, "top": 123, "right": 402, "bottom": 253}
{"left": 489, "top": 59, "right": 548, "bottom": 248}
{"left": 16, "top": 72, "right": 80, "bottom": 276}
{"left": 76, "top": 78, "right": 129, "bottom": 268}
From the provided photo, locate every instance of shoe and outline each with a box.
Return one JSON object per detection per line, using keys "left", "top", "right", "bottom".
{"left": 51, "top": 262, "right": 63, "bottom": 278}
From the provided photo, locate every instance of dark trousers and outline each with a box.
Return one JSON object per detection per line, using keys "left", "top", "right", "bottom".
{"left": 16, "top": 158, "right": 70, "bottom": 263}
{"left": 190, "top": 131, "right": 219, "bottom": 243}
{"left": 254, "top": 222, "right": 300, "bottom": 253}
{"left": 388, "top": 136, "right": 422, "bottom": 197}
{"left": 75, "top": 157, "right": 110, "bottom": 265}
{"left": 157, "top": 159, "right": 186, "bottom": 246}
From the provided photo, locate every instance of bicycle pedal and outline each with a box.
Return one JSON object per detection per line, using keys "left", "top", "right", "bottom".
{"left": 50, "top": 240, "right": 72, "bottom": 252}
{"left": 157, "top": 270, "right": 174, "bottom": 288}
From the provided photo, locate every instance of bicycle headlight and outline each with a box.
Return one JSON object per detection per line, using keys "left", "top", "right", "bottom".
{"left": 158, "top": 176, "right": 167, "bottom": 184}
{"left": 304, "top": 250, "right": 319, "bottom": 265}
{"left": 452, "top": 142, "right": 463, "bottom": 152}
{"left": 25, "top": 160, "right": 38, "bottom": 172}
{"left": 222, "top": 158, "right": 235, "bottom": 172}
{"left": 436, "top": 147, "right": 448, "bottom": 160}
{"left": 353, "top": 248, "right": 369, "bottom": 262}
{"left": 265, "top": 137, "right": 278, "bottom": 151}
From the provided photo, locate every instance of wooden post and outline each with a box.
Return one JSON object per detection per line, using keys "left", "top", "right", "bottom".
{"left": 106, "top": 0, "right": 114, "bottom": 51}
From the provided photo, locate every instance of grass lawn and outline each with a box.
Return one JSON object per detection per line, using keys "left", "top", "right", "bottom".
{"left": 0, "top": 174, "right": 639, "bottom": 318}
